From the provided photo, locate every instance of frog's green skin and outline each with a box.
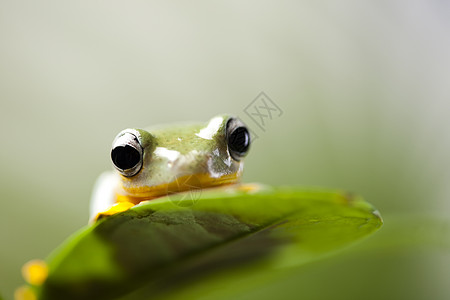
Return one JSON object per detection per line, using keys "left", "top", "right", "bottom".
{"left": 89, "top": 115, "right": 248, "bottom": 222}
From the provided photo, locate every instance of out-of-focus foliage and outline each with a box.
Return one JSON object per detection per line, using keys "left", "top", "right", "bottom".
{"left": 27, "top": 187, "right": 381, "bottom": 300}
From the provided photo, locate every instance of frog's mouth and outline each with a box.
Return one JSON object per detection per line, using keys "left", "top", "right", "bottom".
{"left": 116, "top": 172, "right": 239, "bottom": 205}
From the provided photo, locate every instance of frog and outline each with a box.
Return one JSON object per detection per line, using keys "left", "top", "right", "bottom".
{"left": 89, "top": 115, "right": 251, "bottom": 222}
{"left": 17, "top": 115, "right": 252, "bottom": 295}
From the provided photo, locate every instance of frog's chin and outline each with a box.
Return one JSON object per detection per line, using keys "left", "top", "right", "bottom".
{"left": 116, "top": 172, "right": 240, "bottom": 205}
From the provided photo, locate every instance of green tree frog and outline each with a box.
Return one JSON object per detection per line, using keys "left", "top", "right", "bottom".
{"left": 90, "top": 115, "right": 251, "bottom": 222}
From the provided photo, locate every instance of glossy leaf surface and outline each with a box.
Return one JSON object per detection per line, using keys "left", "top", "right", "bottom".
{"left": 32, "top": 185, "right": 382, "bottom": 300}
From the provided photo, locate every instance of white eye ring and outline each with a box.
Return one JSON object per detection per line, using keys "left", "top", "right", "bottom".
{"left": 111, "top": 131, "right": 143, "bottom": 177}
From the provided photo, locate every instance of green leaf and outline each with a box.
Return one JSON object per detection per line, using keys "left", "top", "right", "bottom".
{"left": 32, "top": 185, "right": 382, "bottom": 300}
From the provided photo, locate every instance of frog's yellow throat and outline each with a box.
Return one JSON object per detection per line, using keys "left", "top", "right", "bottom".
{"left": 94, "top": 172, "right": 240, "bottom": 221}
{"left": 116, "top": 172, "right": 239, "bottom": 205}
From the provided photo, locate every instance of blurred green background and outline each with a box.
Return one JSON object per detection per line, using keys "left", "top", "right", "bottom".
{"left": 1, "top": 1, "right": 449, "bottom": 299}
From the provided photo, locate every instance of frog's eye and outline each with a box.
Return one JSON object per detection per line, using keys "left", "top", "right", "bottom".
{"left": 226, "top": 118, "right": 251, "bottom": 161}
{"left": 111, "top": 132, "right": 143, "bottom": 177}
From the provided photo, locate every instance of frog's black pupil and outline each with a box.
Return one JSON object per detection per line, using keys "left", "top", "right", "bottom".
{"left": 228, "top": 127, "right": 250, "bottom": 154}
{"left": 111, "top": 145, "right": 140, "bottom": 170}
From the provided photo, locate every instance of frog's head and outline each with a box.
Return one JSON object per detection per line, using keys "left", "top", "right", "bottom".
{"left": 110, "top": 115, "right": 251, "bottom": 201}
